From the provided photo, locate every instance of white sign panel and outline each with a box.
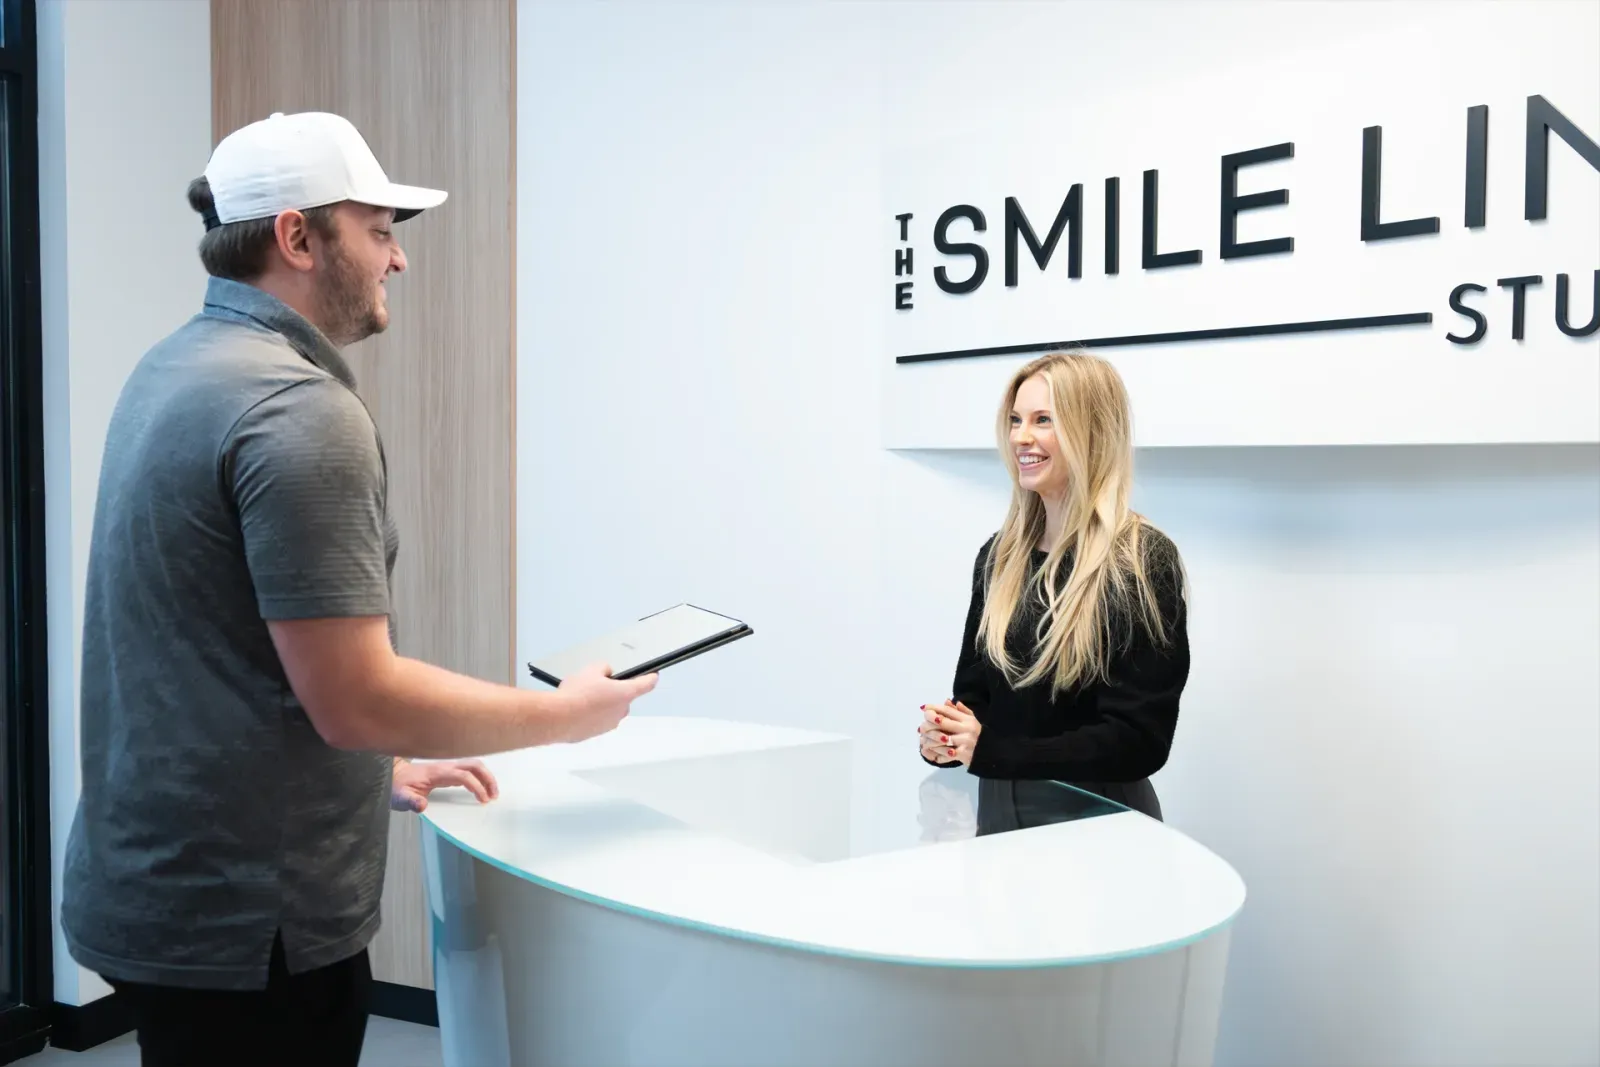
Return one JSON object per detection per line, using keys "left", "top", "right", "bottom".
{"left": 882, "top": 4, "right": 1599, "bottom": 449}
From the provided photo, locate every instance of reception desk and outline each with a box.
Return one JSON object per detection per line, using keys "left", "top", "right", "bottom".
{"left": 417, "top": 716, "right": 1245, "bottom": 1067}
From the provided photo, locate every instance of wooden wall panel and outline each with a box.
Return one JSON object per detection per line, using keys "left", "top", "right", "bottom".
{"left": 211, "top": 0, "right": 517, "bottom": 990}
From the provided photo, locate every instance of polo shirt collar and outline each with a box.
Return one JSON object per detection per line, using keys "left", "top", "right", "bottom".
{"left": 201, "top": 276, "right": 356, "bottom": 388}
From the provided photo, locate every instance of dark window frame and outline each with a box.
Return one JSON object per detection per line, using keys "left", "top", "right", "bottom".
{"left": 0, "top": 0, "right": 52, "bottom": 1059}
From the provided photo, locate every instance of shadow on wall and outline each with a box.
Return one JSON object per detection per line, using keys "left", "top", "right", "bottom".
{"left": 895, "top": 442, "right": 1600, "bottom": 575}
{"left": 1133, "top": 441, "right": 1600, "bottom": 555}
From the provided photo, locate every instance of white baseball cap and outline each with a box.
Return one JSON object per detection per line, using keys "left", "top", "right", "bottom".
{"left": 202, "top": 111, "right": 447, "bottom": 230}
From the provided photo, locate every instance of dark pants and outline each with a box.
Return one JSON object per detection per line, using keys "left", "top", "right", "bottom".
{"left": 104, "top": 933, "right": 371, "bottom": 1067}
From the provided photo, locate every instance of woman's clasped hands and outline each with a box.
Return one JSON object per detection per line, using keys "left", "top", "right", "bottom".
{"left": 919, "top": 698, "right": 981, "bottom": 766}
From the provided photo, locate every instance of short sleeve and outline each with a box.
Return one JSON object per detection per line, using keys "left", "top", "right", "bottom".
{"left": 222, "top": 378, "right": 391, "bottom": 621}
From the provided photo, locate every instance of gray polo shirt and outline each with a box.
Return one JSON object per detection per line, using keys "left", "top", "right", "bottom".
{"left": 61, "top": 277, "right": 399, "bottom": 990}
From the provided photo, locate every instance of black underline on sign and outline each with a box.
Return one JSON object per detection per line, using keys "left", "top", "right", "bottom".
{"left": 895, "top": 312, "right": 1435, "bottom": 365}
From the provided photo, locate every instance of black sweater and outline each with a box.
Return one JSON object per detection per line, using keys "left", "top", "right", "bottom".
{"left": 928, "top": 533, "right": 1190, "bottom": 783}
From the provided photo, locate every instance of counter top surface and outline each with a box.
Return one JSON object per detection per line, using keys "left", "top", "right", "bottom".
{"left": 419, "top": 715, "right": 1246, "bottom": 967}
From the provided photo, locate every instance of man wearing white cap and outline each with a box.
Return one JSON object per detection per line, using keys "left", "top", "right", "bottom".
{"left": 60, "top": 112, "right": 655, "bottom": 1066}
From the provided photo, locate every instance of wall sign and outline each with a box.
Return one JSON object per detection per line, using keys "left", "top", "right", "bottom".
{"left": 891, "top": 95, "right": 1596, "bottom": 364}
{"left": 880, "top": 10, "right": 1600, "bottom": 451}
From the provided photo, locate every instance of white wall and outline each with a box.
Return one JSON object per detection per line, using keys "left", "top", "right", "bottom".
{"left": 38, "top": 0, "right": 211, "bottom": 1005}
{"left": 517, "top": 2, "right": 1599, "bottom": 1065}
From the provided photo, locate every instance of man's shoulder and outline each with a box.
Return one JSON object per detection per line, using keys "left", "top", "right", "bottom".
{"left": 145, "top": 313, "right": 371, "bottom": 444}
{"left": 161, "top": 310, "right": 331, "bottom": 383}
{"left": 234, "top": 373, "right": 375, "bottom": 442}
{"left": 127, "top": 312, "right": 335, "bottom": 419}
{"left": 222, "top": 363, "right": 383, "bottom": 487}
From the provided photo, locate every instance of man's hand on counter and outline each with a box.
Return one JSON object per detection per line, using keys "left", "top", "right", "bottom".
{"left": 391, "top": 756, "right": 500, "bottom": 813}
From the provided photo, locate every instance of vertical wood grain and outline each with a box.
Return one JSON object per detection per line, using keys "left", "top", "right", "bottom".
{"left": 211, "top": 0, "right": 516, "bottom": 990}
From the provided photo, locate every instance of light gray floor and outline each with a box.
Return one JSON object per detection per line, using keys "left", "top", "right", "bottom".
{"left": 17, "top": 1015, "right": 442, "bottom": 1067}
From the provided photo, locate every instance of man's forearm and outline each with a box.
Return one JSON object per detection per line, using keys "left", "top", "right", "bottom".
{"left": 352, "top": 655, "right": 574, "bottom": 759}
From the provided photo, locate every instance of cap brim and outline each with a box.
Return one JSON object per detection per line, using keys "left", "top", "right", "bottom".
{"left": 363, "top": 181, "right": 448, "bottom": 223}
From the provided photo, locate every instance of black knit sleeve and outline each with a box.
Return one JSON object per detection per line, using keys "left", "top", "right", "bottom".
{"left": 952, "top": 538, "right": 993, "bottom": 712}
{"left": 924, "top": 538, "right": 994, "bottom": 769}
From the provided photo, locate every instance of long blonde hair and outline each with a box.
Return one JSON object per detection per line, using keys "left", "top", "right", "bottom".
{"left": 977, "top": 349, "right": 1182, "bottom": 694}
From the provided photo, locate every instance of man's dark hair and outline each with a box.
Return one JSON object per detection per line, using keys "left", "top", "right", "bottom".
{"left": 185, "top": 176, "right": 339, "bottom": 281}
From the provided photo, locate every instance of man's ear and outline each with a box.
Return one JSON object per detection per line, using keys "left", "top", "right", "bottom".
{"left": 272, "top": 210, "right": 316, "bottom": 273}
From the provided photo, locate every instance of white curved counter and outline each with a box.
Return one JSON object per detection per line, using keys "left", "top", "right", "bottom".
{"left": 418, "top": 715, "right": 1245, "bottom": 1067}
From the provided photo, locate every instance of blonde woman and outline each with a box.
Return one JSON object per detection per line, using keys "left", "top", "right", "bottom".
{"left": 918, "top": 349, "right": 1189, "bottom": 820}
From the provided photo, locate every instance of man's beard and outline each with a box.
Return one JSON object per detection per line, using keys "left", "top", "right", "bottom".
{"left": 316, "top": 240, "right": 385, "bottom": 347}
